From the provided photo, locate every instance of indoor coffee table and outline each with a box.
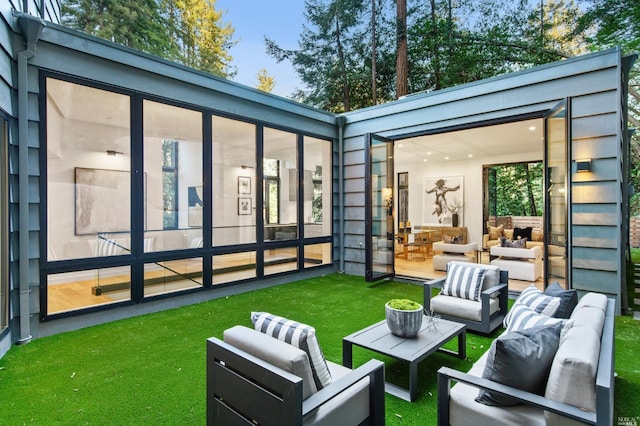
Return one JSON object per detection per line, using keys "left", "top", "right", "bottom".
{"left": 342, "top": 317, "right": 466, "bottom": 402}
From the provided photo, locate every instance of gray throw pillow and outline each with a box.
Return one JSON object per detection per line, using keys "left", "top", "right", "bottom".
{"left": 475, "top": 322, "right": 562, "bottom": 406}
{"left": 544, "top": 282, "right": 578, "bottom": 319}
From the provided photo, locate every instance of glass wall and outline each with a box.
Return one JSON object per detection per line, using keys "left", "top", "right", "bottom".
{"left": 212, "top": 116, "right": 256, "bottom": 246}
{"left": 42, "top": 75, "right": 333, "bottom": 318}
{"left": 303, "top": 137, "right": 332, "bottom": 268}
{"left": 45, "top": 78, "right": 133, "bottom": 313}
{"left": 46, "top": 78, "right": 132, "bottom": 261}
{"left": 143, "top": 100, "right": 203, "bottom": 254}
{"left": 0, "top": 115, "right": 7, "bottom": 331}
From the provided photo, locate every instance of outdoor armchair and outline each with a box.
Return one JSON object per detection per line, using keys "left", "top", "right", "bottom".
{"left": 207, "top": 325, "right": 385, "bottom": 426}
{"left": 424, "top": 262, "right": 508, "bottom": 334}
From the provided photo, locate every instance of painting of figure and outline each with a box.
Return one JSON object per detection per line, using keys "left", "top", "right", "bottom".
{"left": 422, "top": 176, "right": 463, "bottom": 226}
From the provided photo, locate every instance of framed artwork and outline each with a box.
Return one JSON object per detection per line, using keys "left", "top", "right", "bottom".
{"left": 75, "top": 167, "right": 132, "bottom": 235}
{"left": 238, "top": 176, "right": 251, "bottom": 194}
{"left": 238, "top": 197, "right": 252, "bottom": 215}
{"left": 422, "top": 175, "right": 463, "bottom": 226}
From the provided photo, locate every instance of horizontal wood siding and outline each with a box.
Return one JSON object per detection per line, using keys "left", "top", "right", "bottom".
{"left": 630, "top": 217, "right": 640, "bottom": 248}
{"left": 340, "top": 49, "right": 624, "bottom": 302}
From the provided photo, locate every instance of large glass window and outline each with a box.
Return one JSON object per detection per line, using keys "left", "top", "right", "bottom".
{"left": 43, "top": 76, "right": 334, "bottom": 317}
{"left": 45, "top": 78, "right": 133, "bottom": 313}
{"left": 1, "top": 116, "right": 8, "bottom": 331}
{"left": 212, "top": 116, "right": 256, "bottom": 246}
{"left": 46, "top": 78, "right": 132, "bottom": 260}
{"left": 143, "top": 100, "right": 203, "bottom": 252}
{"left": 263, "top": 127, "right": 298, "bottom": 241}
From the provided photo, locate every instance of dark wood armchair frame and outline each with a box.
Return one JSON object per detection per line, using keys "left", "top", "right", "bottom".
{"left": 207, "top": 336, "right": 386, "bottom": 426}
{"left": 424, "top": 270, "right": 509, "bottom": 335}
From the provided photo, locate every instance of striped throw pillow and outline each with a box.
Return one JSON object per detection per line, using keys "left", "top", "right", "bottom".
{"left": 503, "top": 285, "right": 561, "bottom": 328}
{"left": 505, "top": 304, "right": 572, "bottom": 335}
{"left": 251, "top": 312, "right": 332, "bottom": 390}
{"left": 443, "top": 263, "right": 487, "bottom": 301}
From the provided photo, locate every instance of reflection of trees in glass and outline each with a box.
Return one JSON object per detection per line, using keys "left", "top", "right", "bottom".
{"left": 162, "top": 140, "right": 178, "bottom": 229}
{"left": 489, "top": 162, "right": 543, "bottom": 216}
{"left": 312, "top": 166, "right": 323, "bottom": 222}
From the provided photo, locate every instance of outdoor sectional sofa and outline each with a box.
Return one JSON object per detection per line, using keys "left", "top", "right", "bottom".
{"left": 436, "top": 291, "right": 614, "bottom": 426}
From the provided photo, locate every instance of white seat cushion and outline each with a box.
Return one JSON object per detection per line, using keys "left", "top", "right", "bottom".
{"left": 431, "top": 294, "right": 499, "bottom": 322}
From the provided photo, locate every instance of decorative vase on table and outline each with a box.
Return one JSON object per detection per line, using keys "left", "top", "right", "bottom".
{"left": 385, "top": 299, "right": 423, "bottom": 338}
{"left": 452, "top": 213, "right": 459, "bottom": 227}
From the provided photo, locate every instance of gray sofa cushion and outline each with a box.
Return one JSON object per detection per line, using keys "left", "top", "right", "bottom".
{"left": 450, "top": 352, "right": 547, "bottom": 426}
{"left": 223, "top": 325, "right": 318, "bottom": 399}
{"left": 475, "top": 323, "right": 562, "bottom": 406}
{"left": 544, "top": 282, "right": 578, "bottom": 319}
{"left": 544, "top": 324, "right": 601, "bottom": 425}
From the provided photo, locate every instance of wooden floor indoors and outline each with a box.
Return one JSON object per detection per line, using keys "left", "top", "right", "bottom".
{"left": 395, "top": 250, "right": 550, "bottom": 292}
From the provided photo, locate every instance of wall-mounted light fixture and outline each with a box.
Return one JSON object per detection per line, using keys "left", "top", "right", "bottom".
{"left": 106, "top": 150, "right": 124, "bottom": 156}
{"left": 576, "top": 159, "right": 592, "bottom": 173}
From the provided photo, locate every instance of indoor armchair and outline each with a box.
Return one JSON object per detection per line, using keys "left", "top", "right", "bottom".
{"left": 424, "top": 262, "right": 508, "bottom": 334}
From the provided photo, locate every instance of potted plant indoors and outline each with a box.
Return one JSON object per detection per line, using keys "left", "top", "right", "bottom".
{"left": 385, "top": 299, "right": 424, "bottom": 338}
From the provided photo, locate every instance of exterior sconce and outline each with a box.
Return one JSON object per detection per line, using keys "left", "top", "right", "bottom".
{"left": 576, "top": 159, "right": 592, "bottom": 173}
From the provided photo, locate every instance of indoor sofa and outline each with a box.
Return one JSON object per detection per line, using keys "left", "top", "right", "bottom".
{"left": 483, "top": 225, "right": 544, "bottom": 251}
{"left": 437, "top": 291, "right": 614, "bottom": 426}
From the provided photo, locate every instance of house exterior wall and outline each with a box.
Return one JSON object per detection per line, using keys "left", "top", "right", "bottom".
{"left": 340, "top": 48, "right": 631, "bottom": 308}
{"left": 0, "top": 5, "right": 634, "bottom": 354}
{"left": 3, "top": 14, "right": 339, "bottom": 342}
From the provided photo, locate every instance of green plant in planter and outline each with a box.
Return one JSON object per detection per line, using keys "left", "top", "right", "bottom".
{"left": 385, "top": 299, "right": 423, "bottom": 338}
{"left": 387, "top": 298, "right": 422, "bottom": 311}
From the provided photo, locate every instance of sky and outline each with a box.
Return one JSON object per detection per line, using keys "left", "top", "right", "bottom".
{"left": 216, "top": 1, "right": 306, "bottom": 97}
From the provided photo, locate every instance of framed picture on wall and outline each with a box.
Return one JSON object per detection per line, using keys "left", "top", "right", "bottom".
{"left": 238, "top": 197, "right": 252, "bottom": 215}
{"left": 238, "top": 176, "right": 251, "bottom": 194}
{"left": 422, "top": 175, "right": 463, "bottom": 226}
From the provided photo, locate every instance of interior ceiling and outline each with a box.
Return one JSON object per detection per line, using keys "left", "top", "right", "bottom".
{"left": 394, "top": 119, "right": 544, "bottom": 166}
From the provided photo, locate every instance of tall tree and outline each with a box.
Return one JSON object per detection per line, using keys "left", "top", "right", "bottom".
{"left": 266, "top": 0, "right": 370, "bottom": 112}
{"left": 63, "top": 0, "right": 236, "bottom": 78}
{"left": 63, "top": 0, "right": 173, "bottom": 58}
{"left": 395, "top": 0, "right": 408, "bottom": 98}
{"left": 256, "top": 68, "right": 276, "bottom": 92}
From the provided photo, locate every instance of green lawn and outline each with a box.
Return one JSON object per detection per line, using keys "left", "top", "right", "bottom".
{"left": 0, "top": 273, "right": 638, "bottom": 425}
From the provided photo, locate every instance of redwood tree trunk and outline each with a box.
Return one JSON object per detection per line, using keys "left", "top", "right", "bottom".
{"left": 395, "top": 0, "right": 408, "bottom": 98}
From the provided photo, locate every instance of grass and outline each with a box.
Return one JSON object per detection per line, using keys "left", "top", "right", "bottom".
{"left": 0, "top": 273, "right": 638, "bottom": 425}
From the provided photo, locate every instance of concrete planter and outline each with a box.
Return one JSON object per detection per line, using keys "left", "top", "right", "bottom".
{"left": 385, "top": 302, "right": 423, "bottom": 338}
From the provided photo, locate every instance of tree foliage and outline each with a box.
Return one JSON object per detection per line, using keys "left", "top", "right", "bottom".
{"left": 489, "top": 163, "right": 544, "bottom": 217}
{"left": 268, "top": 0, "right": 595, "bottom": 110}
{"left": 256, "top": 68, "right": 276, "bottom": 93}
{"left": 62, "top": 0, "right": 236, "bottom": 78}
